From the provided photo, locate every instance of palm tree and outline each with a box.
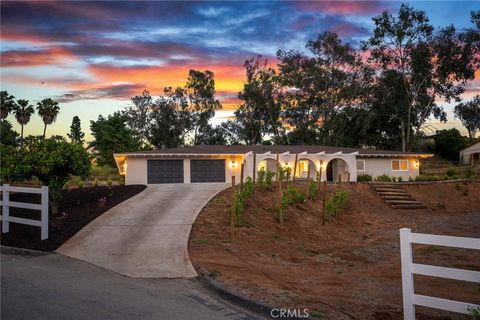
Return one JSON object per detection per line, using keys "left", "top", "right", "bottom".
{"left": 1, "top": 91, "right": 16, "bottom": 120}
{"left": 36, "top": 98, "right": 60, "bottom": 138}
{"left": 13, "top": 99, "right": 35, "bottom": 144}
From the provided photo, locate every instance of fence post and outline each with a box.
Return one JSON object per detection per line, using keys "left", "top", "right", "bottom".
{"left": 292, "top": 154, "right": 298, "bottom": 183}
{"left": 400, "top": 228, "right": 415, "bottom": 320}
{"left": 240, "top": 162, "right": 244, "bottom": 192}
{"left": 41, "top": 186, "right": 49, "bottom": 240}
{"left": 322, "top": 181, "right": 327, "bottom": 225}
{"left": 2, "top": 184, "right": 10, "bottom": 233}
{"left": 252, "top": 153, "right": 256, "bottom": 185}
{"left": 230, "top": 176, "right": 236, "bottom": 240}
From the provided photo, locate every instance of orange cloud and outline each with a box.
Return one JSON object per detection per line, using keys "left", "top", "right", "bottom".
{"left": 0, "top": 47, "right": 76, "bottom": 67}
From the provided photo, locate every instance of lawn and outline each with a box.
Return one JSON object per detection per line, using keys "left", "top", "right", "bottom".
{"left": 1, "top": 185, "right": 146, "bottom": 251}
{"left": 189, "top": 181, "right": 480, "bottom": 320}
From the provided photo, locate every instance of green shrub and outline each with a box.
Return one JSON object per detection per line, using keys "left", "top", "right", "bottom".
{"left": 93, "top": 178, "right": 99, "bottom": 187}
{"left": 398, "top": 176, "right": 403, "bottom": 182}
{"left": 357, "top": 174, "right": 372, "bottom": 181}
{"left": 243, "top": 177, "right": 254, "bottom": 197}
{"left": 107, "top": 176, "right": 113, "bottom": 187}
{"left": 232, "top": 191, "right": 246, "bottom": 224}
{"left": 445, "top": 169, "right": 458, "bottom": 177}
{"left": 408, "top": 176, "right": 414, "bottom": 182}
{"left": 463, "top": 167, "right": 476, "bottom": 179}
{"left": 78, "top": 180, "right": 84, "bottom": 188}
{"left": 307, "top": 179, "right": 318, "bottom": 200}
{"left": 392, "top": 176, "right": 397, "bottom": 182}
{"left": 325, "top": 190, "right": 349, "bottom": 221}
{"left": 374, "top": 174, "right": 392, "bottom": 182}
{"left": 265, "top": 170, "right": 275, "bottom": 188}
{"left": 256, "top": 168, "right": 266, "bottom": 190}
{"left": 284, "top": 186, "right": 305, "bottom": 205}
{"left": 468, "top": 306, "right": 480, "bottom": 320}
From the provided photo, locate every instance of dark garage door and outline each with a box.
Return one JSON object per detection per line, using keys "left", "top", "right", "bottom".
{"left": 190, "top": 160, "right": 225, "bottom": 183}
{"left": 147, "top": 160, "right": 184, "bottom": 184}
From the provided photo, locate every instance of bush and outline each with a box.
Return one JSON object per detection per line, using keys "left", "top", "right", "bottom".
{"left": 243, "top": 177, "right": 254, "bottom": 197}
{"left": 445, "top": 169, "right": 458, "bottom": 177}
{"left": 256, "top": 168, "right": 266, "bottom": 190}
{"left": 392, "top": 176, "right": 397, "bottom": 182}
{"left": 463, "top": 167, "right": 476, "bottom": 179}
{"left": 232, "top": 191, "right": 246, "bottom": 224}
{"left": 307, "top": 179, "right": 318, "bottom": 200}
{"left": 284, "top": 186, "right": 305, "bottom": 205}
{"left": 357, "top": 174, "right": 372, "bottom": 181}
{"left": 398, "top": 176, "right": 403, "bottom": 182}
{"left": 93, "top": 178, "right": 99, "bottom": 187}
{"left": 374, "top": 174, "right": 393, "bottom": 182}
{"left": 325, "top": 190, "right": 349, "bottom": 221}
{"left": 265, "top": 170, "right": 275, "bottom": 188}
{"left": 408, "top": 176, "right": 414, "bottom": 182}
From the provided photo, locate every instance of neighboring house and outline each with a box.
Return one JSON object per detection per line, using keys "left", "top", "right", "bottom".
{"left": 113, "top": 145, "right": 432, "bottom": 185}
{"left": 460, "top": 142, "right": 480, "bottom": 165}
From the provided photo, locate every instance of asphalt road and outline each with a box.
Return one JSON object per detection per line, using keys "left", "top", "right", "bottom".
{"left": 1, "top": 247, "right": 263, "bottom": 320}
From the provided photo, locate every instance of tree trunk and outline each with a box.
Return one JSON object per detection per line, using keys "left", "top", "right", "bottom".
{"left": 20, "top": 125, "right": 24, "bottom": 147}
{"left": 406, "top": 104, "right": 412, "bottom": 151}
{"left": 401, "top": 121, "right": 406, "bottom": 152}
{"left": 43, "top": 123, "right": 47, "bottom": 138}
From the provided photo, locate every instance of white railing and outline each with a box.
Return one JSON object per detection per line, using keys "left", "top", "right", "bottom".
{"left": 400, "top": 228, "right": 480, "bottom": 319}
{"left": 0, "top": 184, "right": 49, "bottom": 240}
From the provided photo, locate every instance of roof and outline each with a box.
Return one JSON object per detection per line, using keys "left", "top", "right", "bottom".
{"left": 460, "top": 142, "right": 480, "bottom": 153}
{"left": 114, "top": 145, "right": 432, "bottom": 158}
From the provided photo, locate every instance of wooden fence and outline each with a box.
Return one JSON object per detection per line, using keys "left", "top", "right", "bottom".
{"left": 400, "top": 228, "right": 480, "bottom": 319}
{"left": 0, "top": 184, "right": 49, "bottom": 240}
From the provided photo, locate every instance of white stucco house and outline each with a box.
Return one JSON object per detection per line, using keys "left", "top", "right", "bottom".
{"left": 460, "top": 142, "right": 480, "bottom": 165}
{"left": 113, "top": 145, "right": 432, "bottom": 185}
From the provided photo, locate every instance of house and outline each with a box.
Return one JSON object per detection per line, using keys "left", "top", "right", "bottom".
{"left": 460, "top": 142, "right": 480, "bottom": 165}
{"left": 113, "top": 145, "right": 433, "bottom": 185}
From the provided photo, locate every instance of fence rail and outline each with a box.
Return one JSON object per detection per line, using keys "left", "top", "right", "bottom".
{"left": 400, "top": 228, "right": 480, "bottom": 319}
{"left": 0, "top": 184, "right": 49, "bottom": 240}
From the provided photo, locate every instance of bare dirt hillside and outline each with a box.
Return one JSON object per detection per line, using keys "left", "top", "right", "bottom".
{"left": 189, "top": 181, "right": 480, "bottom": 320}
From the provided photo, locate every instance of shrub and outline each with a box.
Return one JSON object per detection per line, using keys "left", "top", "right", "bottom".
{"left": 284, "top": 186, "right": 305, "bottom": 205}
{"left": 107, "top": 176, "right": 113, "bottom": 187}
{"left": 232, "top": 191, "right": 246, "bottom": 224}
{"left": 256, "top": 168, "right": 266, "bottom": 190}
{"left": 374, "top": 174, "right": 392, "bottom": 182}
{"left": 78, "top": 180, "right": 84, "bottom": 188}
{"left": 392, "top": 176, "right": 397, "bottom": 182}
{"left": 398, "top": 176, "right": 403, "bottom": 182}
{"left": 307, "top": 179, "right": 318, "bottom": 200}
{"left": 463, "top": 167, "right": 476, "bottom": 179}
{"left": 357, "top": 174, "right": 372, "bottom": 181}
{"left": 265, "top": 170, "right": 275, "bottom": 188}
{"left": 408, "top": 176, "right": 414, "bottom": 182}
{"left": 93, "top": 178, "right": 99, "bottom": 187}
{"left": 445, "top": 169, "right": 458, "bottom": 177}
{"left": 325, "top": 190, "right": 349, "bottom": 221}
{"left": 243, "top": 177, "right": 254, "bottom": 197}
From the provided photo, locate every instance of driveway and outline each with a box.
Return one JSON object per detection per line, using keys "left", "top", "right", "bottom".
{"left": 1, "top": 247, "right": 261, "bottom": 320}
{"left": 57, "top": 183, "right": 228, "bottom": 278}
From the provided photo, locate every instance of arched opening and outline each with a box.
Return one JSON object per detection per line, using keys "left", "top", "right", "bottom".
{"left": 326, "top": 158, "right": 350, "bottom": 182}
{"left": 295, "top": 158, "right": 317, "bottom": 180}
{"left": 257, "top": 158, "right": 280, "bottom": 178}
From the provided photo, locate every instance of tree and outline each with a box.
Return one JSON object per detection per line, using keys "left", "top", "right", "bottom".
{"left": 146, "top": 97, "right": 183, "bottom": 149}
{"left": 12, "top": 99, "right": 35, "bottom": 144}
{"left": 1, "top": 136, "right": 91, "bottom": 214}
{"left": 0, "top": 120, "right": 19, "bottom": 146}
{"left": 90, "top": 112, "right": 142, "bottom": 167}
{"left": 36, "top": 98, "right": 60, "bottom": 138}
{"left": 364, "top": 4, "right": 478, "bottom": 151}
{"left": 454, "top": 96, "right": 480, "bottom": 139}
{"left": 235, "top": 56, "right": 281, "bottom": 145}
{"left": 433, "top": 129, "right": 467, "bottom": 161}
{"left": 67, "top": 116, "right": 85, "bottom": 144}
{"left": 185, "top": 70, "right": 222, "bottom": 145}
{"left": 0, "top": 91, "right": 16, "bottom": 120}
{"left": 277, "top": 32, "right": 362, "bottom": 144}
{"left": 124, "top": 90, "right": 153, "bottom": 147}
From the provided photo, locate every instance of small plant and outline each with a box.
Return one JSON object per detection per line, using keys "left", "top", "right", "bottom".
{"left": 392, "top": 176, "right": 397, "bottom": 182}
{"left": 256, "top": 168, "right": 266, "bottom": 190}
{"left": 194, "top": 239, "right": 209, "bottom": 246}
{"left": 408, "top": 176, "right": 414, "bottom": 182}
{"left": 325, "top": 190, "right": 349, "bottom": 221}
{"left": 397, "top": 176, "right": 403, "bottom": 182}
{"left": 374, "top": 174, "right": 392, "bottom": 182}
{"left": 93, "top": 178, "right": 99, "bottom": 187}
{"left": 243, "top": 177, "right": 254, "bottom": 197}
{"left": 445, "top": 169, "right": 458, "bottom": 177}
{"left": 307, "top": 179, "right": 318, "bottom": 200}
{"left": 265, "top": 170, "right": 275, "bottom": 188}
{"left": 232, "top": 191, "right": 246, "bottom": 224}
{"left": 468, "top": 306, "right": 480, "bottom": 320}
{"left": 357, "top": 174, "right": 372, "bottom": 182}
{"left": 463, "top": 167, "right": 476, "bottom": 180}
{"left": 78, "top": 180, "right": 84, "bottom": 188}
{"left": 107, "top": 176, "right": 113, "bottom": 187}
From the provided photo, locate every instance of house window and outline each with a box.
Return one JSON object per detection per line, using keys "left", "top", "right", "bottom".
{"left": 392, "top": 160, "right": 408, "bottom": 171}
{"left": 356, "top": 160, "right": 365, "bottom": 172}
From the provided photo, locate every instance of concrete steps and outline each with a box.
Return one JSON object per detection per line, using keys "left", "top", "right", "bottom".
{"left": 371, "top": 183, "right": 426, "bottom": 210}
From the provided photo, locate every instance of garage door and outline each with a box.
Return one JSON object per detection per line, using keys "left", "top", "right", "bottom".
{"left": 190, "top": 160, "right": 225, "bottom": 183}
{"left": 147, "top": 160, "right": 184, "bottom": 184}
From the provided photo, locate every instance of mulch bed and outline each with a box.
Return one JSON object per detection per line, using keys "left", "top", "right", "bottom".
{"left": 1, "top": 185, "right": 146, "bottom": 251}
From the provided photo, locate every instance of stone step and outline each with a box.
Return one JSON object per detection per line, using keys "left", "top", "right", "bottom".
{"left": 391, "top": 204, "right": 426, "bottom": 209}
{"left": 378, "top": 191, "right": 409, "bottom": 196}
{"left": 381, "top": 195, "right": 413, "bottom": 200}
{"left": 385, "top": 199, "right": 422, "bottom": 204}
{"left": 375, "top": 188, "right": 408, "bottom": 192}
{"left": 371, "top": 184, "right": 402, "bottom": 188}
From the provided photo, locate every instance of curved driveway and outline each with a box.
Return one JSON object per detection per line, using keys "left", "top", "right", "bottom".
{"left": 57, "top": 183, "right": 228, "bottom": 278}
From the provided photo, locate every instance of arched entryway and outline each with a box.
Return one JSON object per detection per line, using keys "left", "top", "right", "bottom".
{"left": 326, "top": 158, "right": 350, "bottom": 182}
{"left": 257, "top": 158, "right": 280, "bottom": 176}
{"left": 296, "top": 158, "right": 317, "bottom": 180}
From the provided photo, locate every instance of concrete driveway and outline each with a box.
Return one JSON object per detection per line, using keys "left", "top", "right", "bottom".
{"left": 57, "top": 183, "right": 228, "bottom": 278}
{"left": 1, "top": 247, "right": 261, "bottom": 320}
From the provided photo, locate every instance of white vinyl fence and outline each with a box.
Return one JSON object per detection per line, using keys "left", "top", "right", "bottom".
{"left": 400, "top": 228, "right": 480, "bottom": 319}
{"left": 0, "top": 184, "right": 49, "bottom": 240}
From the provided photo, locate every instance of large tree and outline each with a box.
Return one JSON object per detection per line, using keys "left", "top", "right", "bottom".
{"left": 185, "top": 70, "right": 222, "bottom": 145}
{"left": 0, "top": 120, "right": 19, "bottom": 146}
{"left": 364, "top": 4, "right": 478, "bottom": 151}
{"left": 12, "top": 99, "right": 34, "bottom": 144}
{"left": 36, "top": 98, "right": 60, "bottom": 138}
{"left": 277, "top": 32, "right": 362, "bottom": 144}
{"left": 68, "top": 115, "right": 85, "bottom": 144}
{"left": 90, "top": 112, "right": 142, "bottom": 167}
{"left": 235, "top": 55, "right": 281, "bottom": 145}
{"left": 454, "top": 95, "right": 480, "bottom": 139}
{"left": 0, "top": 91, "right": 16, "bottom": 120}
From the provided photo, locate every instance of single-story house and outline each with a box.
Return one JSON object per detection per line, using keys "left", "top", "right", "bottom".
{"left": 113, "top": 145, "right": 433, "bottom": 185}
{"left": 460, "top": 142, "right": 480, "bottom": 165}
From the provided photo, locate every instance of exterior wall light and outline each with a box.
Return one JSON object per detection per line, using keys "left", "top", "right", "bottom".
{"left": 414, "top": 159, "right": 419, "bottom": 168}
{"left": 121, "top": 161, "right": 127, "bottom": 175}
{"left": 230, "top": 160, "right": 238, "bottom": 168}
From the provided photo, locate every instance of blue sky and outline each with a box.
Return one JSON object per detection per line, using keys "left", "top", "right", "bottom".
{"left": 1, "top": 1, "right": 478, "bottom": 141}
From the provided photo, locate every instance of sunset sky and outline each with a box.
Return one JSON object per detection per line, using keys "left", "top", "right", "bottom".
{"left": 1, "top": 1, "right": 478, "bottom": 141}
